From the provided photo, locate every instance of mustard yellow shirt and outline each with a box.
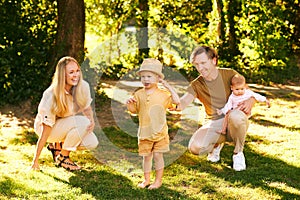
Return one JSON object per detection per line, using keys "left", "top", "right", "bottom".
{"left": 34, "top": 80, "right": 92, "bottom": 136}
{"left": 133, "top": 87, "right": 173, "bottom": 141}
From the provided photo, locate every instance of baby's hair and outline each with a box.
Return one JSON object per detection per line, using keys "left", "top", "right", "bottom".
{"left": 231, "top": 74, "right": 246, "bottom": 86}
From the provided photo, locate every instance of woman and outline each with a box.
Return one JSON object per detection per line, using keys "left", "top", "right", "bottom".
{"left": 30, "top": 56, "right": 99, "bottom": 171}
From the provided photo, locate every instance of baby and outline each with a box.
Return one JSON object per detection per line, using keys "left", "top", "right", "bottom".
{"left": 217, "top": 74, "right": 270, "bottom": 134}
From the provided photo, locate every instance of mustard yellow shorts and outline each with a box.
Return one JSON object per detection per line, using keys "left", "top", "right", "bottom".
{"left": 138, "top": 135, "right": 170, "bottom": 156}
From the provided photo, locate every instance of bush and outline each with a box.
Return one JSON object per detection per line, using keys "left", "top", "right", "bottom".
{"left": 0, "top": 1, "right": 57, "bottom": 105}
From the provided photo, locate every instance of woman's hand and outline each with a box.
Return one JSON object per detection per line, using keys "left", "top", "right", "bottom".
{"left": 83, "top": 106, "right": 95, "bottom": 133}
{"left": 29, "top": 162, "right": 40, "bottom": 171}
{"left": 29, "top": 124, "right": 51, "bottom": 172}
{"left": 86, "top": 119, "right": 95, "bottom": 133}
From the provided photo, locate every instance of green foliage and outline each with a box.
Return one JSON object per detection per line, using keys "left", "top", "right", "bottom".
{"left": 86, "top": 0, "right": 137, "bottom": 37}
{"left": 151, "top": 0, "right": 212, "bottom": 39}
{"left": 101, "top": 53, "right": 140, "bottom": 80}
{"left": 0, "top": 0, "right": 57, "bottom": 105}
{"left": 94, "top": 85, "right": 110, "bottom": 108}
{"left": 10, "top": 129, "right": 37, "bottom": 145}
{"left": 229, "top": 0, "right": 300, "bottom": 84}
{"left": 1, "top": 0, "right": 299, "bottom": 106}
{"left": 86, "top": 0, "right": 299, "bottom": 84}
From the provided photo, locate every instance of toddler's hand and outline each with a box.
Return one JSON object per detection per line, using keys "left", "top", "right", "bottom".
{"left": 126, "top": 97, "right": 136, "bottom": 104}
{"left": 159, "top": 78, "right": 169, "bottom": 88}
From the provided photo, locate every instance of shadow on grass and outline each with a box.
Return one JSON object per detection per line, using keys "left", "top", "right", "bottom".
{"left": 0, "top": 176, "right": 36, "bottom": 197}
{"left": 0, "top": 101, "right": 35, "bottom": 129}
{"left": 2, "top": 82, "right": 298, "bottom": 199}
{"left": 65, "top": 169, "right": 193, "bottom": 200}
{"left": 178, "top": 135, "right": 300, "bottom": 199}
{"left": 250, "top": 114, "right": 300, "bottom": 132}
{"left": 249, "top": 84, "right": 300, "bottom": 102}
{"left": 10, "top": 129, "right": 38, "bottom": 146}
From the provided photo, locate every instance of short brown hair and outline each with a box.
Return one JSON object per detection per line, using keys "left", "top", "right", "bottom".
{"left": 231, "top": 74, "right": 246, "bottom": 86}
{"left": 190, "top": 46, "right": 218, "bottom": 64}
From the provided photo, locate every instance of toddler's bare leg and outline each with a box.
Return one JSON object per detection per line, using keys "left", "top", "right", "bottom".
{"left": 138, "top": 154, "right": 152, "bottom": 188}
{"left": 148, "top": 152, "right": 164, "bottom": 189}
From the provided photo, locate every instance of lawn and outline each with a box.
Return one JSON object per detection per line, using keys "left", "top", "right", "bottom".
{"left": 0, "top": 82, "right": 299, "bottom": 200}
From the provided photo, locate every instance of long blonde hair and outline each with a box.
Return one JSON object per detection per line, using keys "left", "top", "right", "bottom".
{"left": 51, "top": 56, "right": 88, "bottom": 117}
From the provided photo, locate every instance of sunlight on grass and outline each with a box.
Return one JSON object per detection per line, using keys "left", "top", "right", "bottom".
{"left": 1, "top": 84, "right": 300, "bottom": 199}
{"left": 268, "top": 182, "right": 300, "bottom": 197}
{"left": 249, "top": 98, "right": 300, "bottom": 167}
{"left": 163, "top": 160, "right": 282, "bottom": 200}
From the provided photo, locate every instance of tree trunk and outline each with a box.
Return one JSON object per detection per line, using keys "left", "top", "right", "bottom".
{"left": 293, "top": 2, "right": 300, "bottom": 69}
{"left": 55, "top": 0, "right": 85, "bottom": 63}
{"left": 227, "top": 0, "right": 239, "bottom": 56}
{"left": 216, "top": 0, "right": 225, "bottom": 45}
{"left": 136, "top": 0, "right": 149, "bottom": 62}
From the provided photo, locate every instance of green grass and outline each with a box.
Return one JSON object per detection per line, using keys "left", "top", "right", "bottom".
{"left": 0, "top": 84, "right": 299, "bottom": 199}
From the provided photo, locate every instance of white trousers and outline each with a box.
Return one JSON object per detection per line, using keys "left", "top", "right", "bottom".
{"left": 188, "top": 109, "right": 249, "bottom": 155}
{"left": 47, "top": 115, "right": 98, "bottom": 151}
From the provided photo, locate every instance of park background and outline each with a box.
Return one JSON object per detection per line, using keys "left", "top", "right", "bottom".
{"left": 0, "top": 0, "right": 299, "bottom": 199}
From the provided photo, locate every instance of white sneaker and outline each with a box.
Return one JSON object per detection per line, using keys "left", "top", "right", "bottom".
{"left": 233, "top": 152, "right": 246, "bottom": 171}
{"left": 207, "top": 143, "right": 224, "bottom": 162}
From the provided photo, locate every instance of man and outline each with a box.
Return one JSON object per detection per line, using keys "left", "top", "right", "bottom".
{"left": 180, "top": 46, "right": 256, "bottom": 171}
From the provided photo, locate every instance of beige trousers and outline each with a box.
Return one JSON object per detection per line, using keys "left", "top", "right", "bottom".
{"left": 47, "top": 115, "right": 99, "bottom": 151}
{"left": 188, "top": 109, "right": 249, "bottom": 155}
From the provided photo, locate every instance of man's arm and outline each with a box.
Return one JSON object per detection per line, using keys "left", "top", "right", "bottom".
{"left": 237, "top": 97, "right": 256, "bottom": 115}
{"left": 180, "top": 93, "right": 195, "bottom": 110}
{"left": 159, "top": 79, "right": 181, "bottom": 110}
{"left": 219, "top": 95, "right": 234, "bottom": 115}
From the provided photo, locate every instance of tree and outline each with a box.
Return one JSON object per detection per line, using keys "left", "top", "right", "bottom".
{"left": 136, "top": 0, "right": 150, "bottom": 61}
{"left": 86, "top": 0, "right": 136, "bottom": 63}
{"left": 1, "top": 0, "right": 299, "bottom": 106}
{"left": 0, "top": 0, "right": 86, "bottom": 105}
{"left": 216, "top": 0, "right": 225, "bottom": 46}
{"left": 226, "top": 0, "right": 241, "bottom": 57}
{"left": 54, "top": 0, "right": 85, "bottom": 64}
{"left": 0, "top": 0, "right": 57, "bottom": 104}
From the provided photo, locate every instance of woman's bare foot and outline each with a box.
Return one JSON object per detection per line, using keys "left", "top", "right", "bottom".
{"left": 137, "top": 180, "right": 150, "bottom": 188}
{"left": 148, "top": 181, "right": 162, "bottom": 190}
{"left": 216, "top": 130, "right": 226, "bottom": 134}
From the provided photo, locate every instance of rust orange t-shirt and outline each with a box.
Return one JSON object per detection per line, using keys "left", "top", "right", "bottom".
{"left": 187, "top": 68, "right": 238, "bottom": 120}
